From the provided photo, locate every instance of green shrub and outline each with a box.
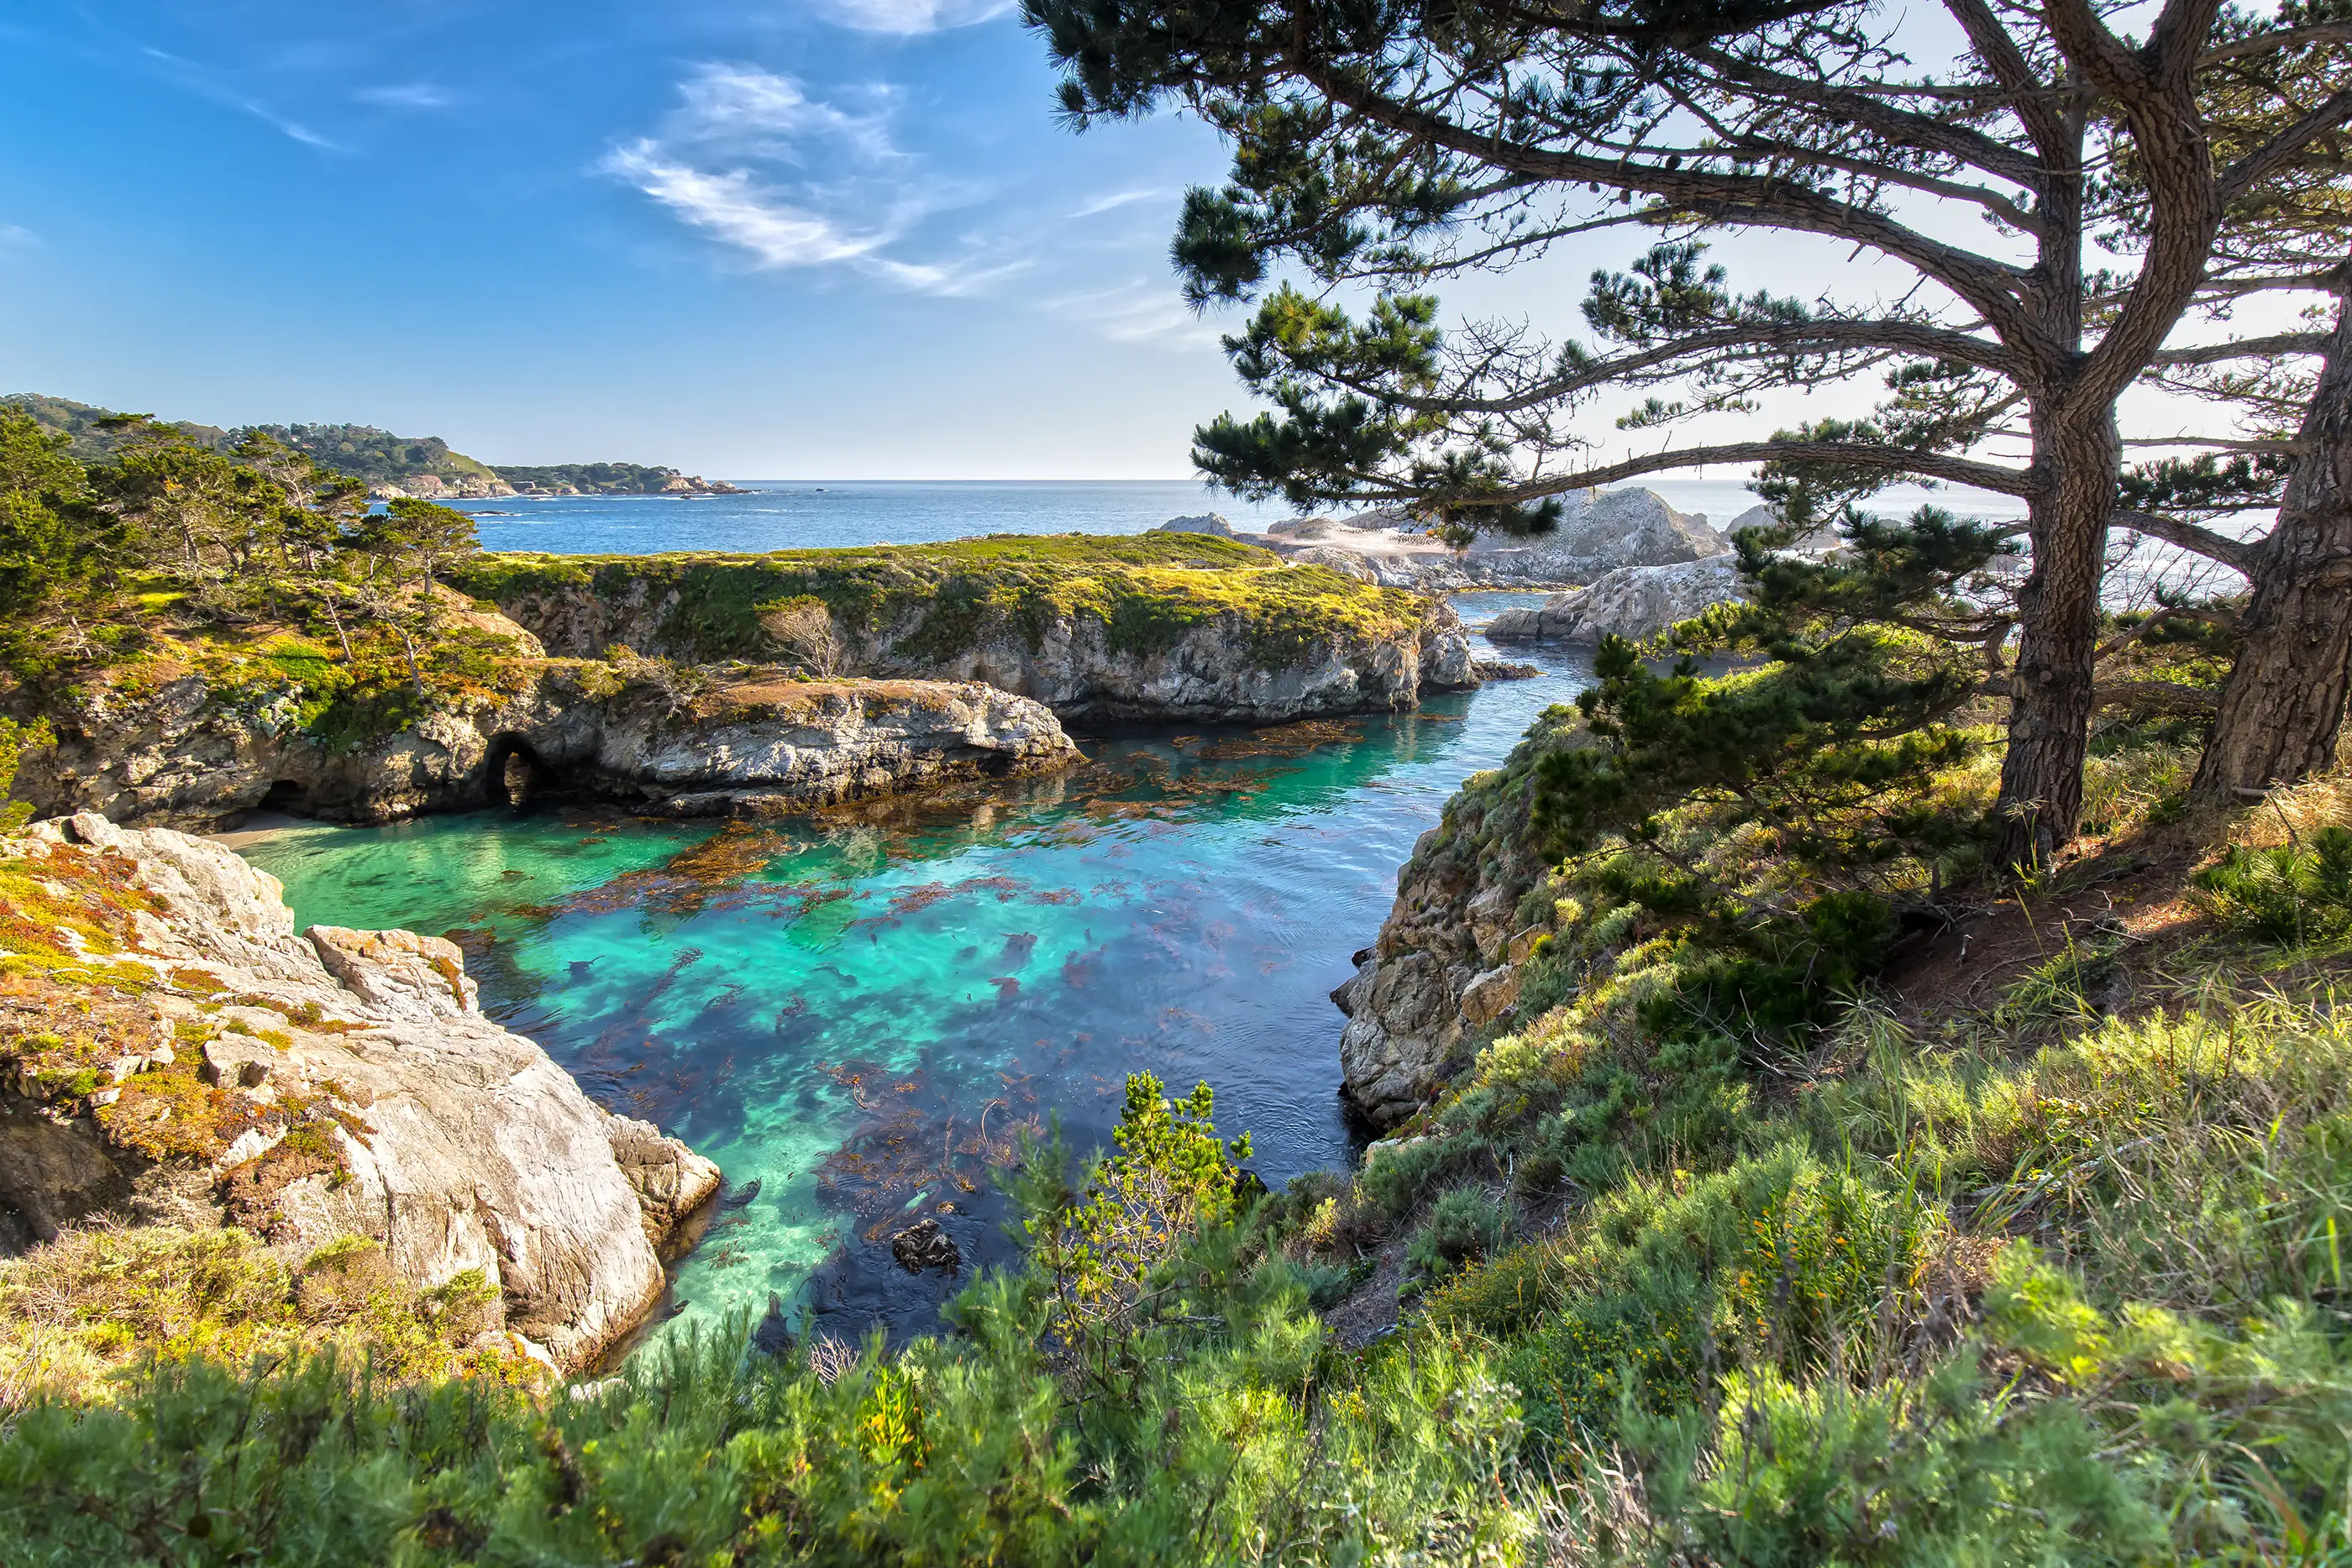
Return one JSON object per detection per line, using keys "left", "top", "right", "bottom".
{"left": 1407, "top": 1187, "right": 1510, "bottom": 1281}
{"left": 2194, "top": 826, "right": 2352, "bottom": 943}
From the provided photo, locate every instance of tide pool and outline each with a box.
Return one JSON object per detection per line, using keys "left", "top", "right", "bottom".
{"left": 244, "top": 596, "right": 1589, "bottom": 1342}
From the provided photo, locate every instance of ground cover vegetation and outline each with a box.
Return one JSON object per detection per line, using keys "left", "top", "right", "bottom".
{"left": 453, "top": 533, "right": 1436, "bottom": 671}
{"left": 5, "top": 6, "right": 2352, "bottom": 1565}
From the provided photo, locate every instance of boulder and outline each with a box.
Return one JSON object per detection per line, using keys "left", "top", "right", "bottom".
{"left": 890, "top": 1217, "right": 960, "bottom": 1273}
{"left": 600, "top": 678, "right": 1084, "bottom": 818}
{"left": 0, "top": 814, "right": 721, "bottom": 1370}
{"left": 1157, "top": 513, "right": 1237, "bottom": 537}
{"left": 1484, "top": 556, "right": 1746, "bottom": 644}
{"left": 1467, "top": 488, "right": 1725, "bottom": 582}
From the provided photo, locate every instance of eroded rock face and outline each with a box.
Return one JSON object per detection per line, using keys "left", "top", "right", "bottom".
{"left": 1485, "top": 556, "right": 1746, "bottom": 644}
{"left": 17, "top": 664, "right": 1081, "bottom": 831}
{"left": 485, "top": 564, "right": 1478, "bottom": 726}
{"left": 0, "top": 815, "right": 719, "bottom": 1369}
{"left": 1333, "top": 712, "right": 1586, "bottom": 1128}
{"left": 1225, "top": 489, "right": 1727, "bottom": 590}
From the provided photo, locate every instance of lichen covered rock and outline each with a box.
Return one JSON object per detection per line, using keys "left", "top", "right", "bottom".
{"left": 0, "top": 814, "right": 718, "bottom": 1370}
{"left": 1332, "top": 711, "right": 1588, "bottom": 1127}
{"left": 1485, "top": 556, "right": 1746, "bottom": 644}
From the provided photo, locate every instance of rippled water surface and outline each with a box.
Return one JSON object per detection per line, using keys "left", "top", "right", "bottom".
{"left": 244, "top": 598, "right": 1588, "bottom": 1341}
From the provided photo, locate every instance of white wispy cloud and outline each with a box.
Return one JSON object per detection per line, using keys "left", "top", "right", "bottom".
{"left": 354, "top": 82, "right": 451, "bottom": 110}
{"left": 0, "top": 225, "right": 36, "bottom": 251}
{"left": 821, "top": 0, "right": 1016, "bottom": 34}
{"left": 141, "top": 46, "right": 339, "bottom": 149}
{"left": 604, "top": 65, "right": 1011, "bottom": 297}
{"left": 1070, "top": 187, "right": 1167, "bottom": 218}
{"left": 669, "top": 64, "right": 897, "bottom": 160}
{"left": 1048, "top": 279, "right": 1222, "bottom": 347}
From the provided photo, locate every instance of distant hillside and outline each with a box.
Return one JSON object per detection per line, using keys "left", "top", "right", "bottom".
{"left": 3, "top": 392, "right": 229, "bottom": 461}
{"left": 0, "top": 394, "right": 740, "bottom": 499}
{"left": 494, "top": 463, "right": 733, "bottom": 496}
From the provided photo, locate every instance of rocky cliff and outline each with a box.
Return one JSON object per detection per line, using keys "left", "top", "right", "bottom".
{"left": 1331, "top": 711, "right": 1584, "bottom": 1128}
{"left": 1181, "top": 489, "right": 1726, "bottom": 590}
{"left": 457, "top": 536, "right": 1476, "bottom": 726}
{"left": 1484, "top": 556, "right": 1747, "bottom": 644}
{"left": 0, "top": 813, "right": 719, "bottom": 1370}
{"left": 18, "top": 651, "right": 1079, "bottom": 831}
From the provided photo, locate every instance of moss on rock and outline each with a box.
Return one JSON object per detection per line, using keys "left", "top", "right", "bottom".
{"left": 453, "top": 532, "right": 1436, "bottom": 674}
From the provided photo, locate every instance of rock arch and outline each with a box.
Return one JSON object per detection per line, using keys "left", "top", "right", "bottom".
{"left": 483, "top": 734, "right": 551, "bottom": 807}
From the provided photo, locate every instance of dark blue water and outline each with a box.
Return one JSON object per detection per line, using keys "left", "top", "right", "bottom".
{"left": 455, "top": 480, "right": 1301, "bottom": 555}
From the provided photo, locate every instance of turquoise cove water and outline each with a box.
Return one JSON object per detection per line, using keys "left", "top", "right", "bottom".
{"left": 243, "top": 597, "right": 1589, "bottom": 1343}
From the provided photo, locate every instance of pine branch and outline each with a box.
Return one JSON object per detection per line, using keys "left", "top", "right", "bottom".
{"left": 2149, "top": 332, "right": 2333, "bottom": 364}
{"left": 2111, "top": 507, "right": 2260, "bottom": 573}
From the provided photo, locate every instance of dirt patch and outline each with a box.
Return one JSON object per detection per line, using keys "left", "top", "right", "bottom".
{"left": 1878, "top": 818, "right": 2224, "bottom": 1027}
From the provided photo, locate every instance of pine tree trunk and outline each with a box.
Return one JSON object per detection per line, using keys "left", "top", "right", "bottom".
{"left": 1996, "top": 410, "right": 2122, "bottom": 871}
{"left": 2192, "top": 272, "right": 2352, "bottom": 800}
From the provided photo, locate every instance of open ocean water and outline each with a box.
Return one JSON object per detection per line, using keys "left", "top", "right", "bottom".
{"left": 450, "top": 476, "right": 2034, "bottom": 556}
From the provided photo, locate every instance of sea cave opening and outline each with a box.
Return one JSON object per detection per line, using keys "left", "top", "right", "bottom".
{"left": 483, "top": 735, "right": 550, "bottom": 807}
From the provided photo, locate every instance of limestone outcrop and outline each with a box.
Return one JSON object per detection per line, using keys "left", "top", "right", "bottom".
{"left": 16, "top": 662, "right": 1081, "bottom": 831}
{"left": 1213, "top": 488, "right": 1728, "bottom": 590}
{"left": 0, "top": 814, "right": 719, "bottom": 1370}
{"left": 476, "top": 556, "right": 1478, "bottom": 727}
{"left": 1484, "top": 556, "right": 1746, "bottom": 644}
{"left": 1332, "top": 711, "right": 1583, "bottom": 1128}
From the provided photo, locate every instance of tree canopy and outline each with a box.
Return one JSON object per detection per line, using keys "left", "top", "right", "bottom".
{"left": 1026, "top": 0, "right": 2352, "bottom": 864}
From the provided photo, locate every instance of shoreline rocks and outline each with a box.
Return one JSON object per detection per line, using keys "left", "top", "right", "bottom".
{"left": 1173, "top": 487, "right": 1728, "bottom": 590}
{"left": 471, "top": 548, "right": 1478, "bottom": 728}
{"left": 17, "top": 660, "right": 1082, "bottom": 832}
{"left": 0, "top": 814, "right": 718, "bottom": 1370}
{"left": 1484, "top": 556, "right": 1747, "bottom": 644}
{"left": 1331, "top": 711, "right": 1584, "bottom": 1128}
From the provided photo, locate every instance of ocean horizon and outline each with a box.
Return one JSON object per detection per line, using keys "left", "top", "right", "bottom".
{"left": 451, "top": 475, "right": 2034, "bottom": 557}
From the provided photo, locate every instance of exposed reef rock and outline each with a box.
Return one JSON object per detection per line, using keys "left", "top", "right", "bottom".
{"left": 890, "top": 1217, "right": 961, "bottom": 1274}
{"left": 0, "top": 814, "right": 718, "bottom": 1369}
{"left": 1171, "top": 489, "right": 1726, "bottom": 590}
{"left": 460, "top": 536, "right": 1477, "bottom": 726}
{"left": 18, "top": 658, "right": 1079, "bottom": 832}
{"left": 1484, "top": 557, "right": 1746, "bottom": 644}
{"left": 1333, "top": 711, "right": 1583, "bottom": 1128}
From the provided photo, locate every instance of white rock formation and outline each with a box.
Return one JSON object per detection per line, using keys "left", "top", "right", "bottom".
{"left": 1483, "top": 556, "right": 1747, "bottom": 643}
{"left": 1155, "top": 513, "right": 1239, "bottom": 537}
{"left": 1213, "top": 488, "right": 1727, "bottom": 590}
{"left": 7, "top": 814, "right": 720, "bottom": 1369}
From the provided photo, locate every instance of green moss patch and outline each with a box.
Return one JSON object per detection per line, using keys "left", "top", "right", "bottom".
{"left": 453, "top": 533, "right": 1434, "bottom": 673}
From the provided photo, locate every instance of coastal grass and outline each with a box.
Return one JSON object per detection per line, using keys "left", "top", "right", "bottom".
{"left": 0, "top": 1081, "right": 1531, "bottom": 1565}
{"left": 0, "top": 1228, "right": 530, "bottom": 1407}
{"left": 452, "top": 532, "right": 1436, "bottom": 671}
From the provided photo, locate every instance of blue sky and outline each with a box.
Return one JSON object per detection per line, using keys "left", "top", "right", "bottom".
{"left": 0, "top": 3, "right": 2251, "bottom": 484}
{"left": 0, "top": 2, "right": 1276, "bottom": 478}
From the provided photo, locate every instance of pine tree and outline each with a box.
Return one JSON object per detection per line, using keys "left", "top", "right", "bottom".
{"left": 1024, "top": 0, "right": 2352, "bottom": 866}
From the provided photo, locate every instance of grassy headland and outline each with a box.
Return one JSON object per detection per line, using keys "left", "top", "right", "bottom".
{"left": 455, "top": 532, "right": 1433, "bottom": 671}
